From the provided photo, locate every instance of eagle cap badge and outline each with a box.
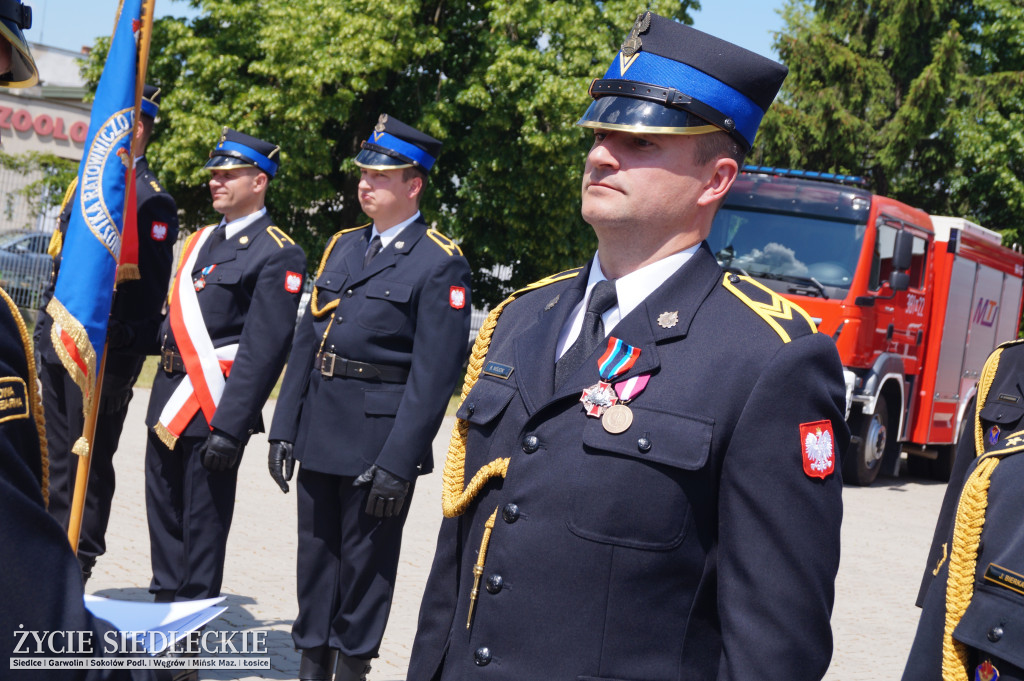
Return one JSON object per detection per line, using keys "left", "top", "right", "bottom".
{"left": 375, "top": 114, "right": 388, "bottom": 133}
{"left": 621, "top": 11, "right": 652, "bottom": 57}
{"left": 801, "top": 420, "right": 835, "bottom": 479}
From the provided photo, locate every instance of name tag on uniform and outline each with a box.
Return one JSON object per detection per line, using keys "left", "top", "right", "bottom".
{"left": 482, "top": 361, "right": 514, "bottom": 380}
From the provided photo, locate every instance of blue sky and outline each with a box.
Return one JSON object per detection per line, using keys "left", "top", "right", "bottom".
{"left": 24, "top": 0, "right": 786, "bottom": 59}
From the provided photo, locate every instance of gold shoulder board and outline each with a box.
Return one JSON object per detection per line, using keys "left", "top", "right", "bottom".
{"left": 722, "top": 273, "right": 817, "bottom": 343}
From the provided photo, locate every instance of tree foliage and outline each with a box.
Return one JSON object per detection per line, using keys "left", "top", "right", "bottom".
{"left": 82, "top": 1, "right": 697, "bottom": 307}
{"left": 756, "top": 0, "right": 1024, "bottom": 242}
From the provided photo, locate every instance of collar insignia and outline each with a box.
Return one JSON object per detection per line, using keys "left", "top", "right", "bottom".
{"left": 657, "top": 310, "right": 679, "bottom": 329}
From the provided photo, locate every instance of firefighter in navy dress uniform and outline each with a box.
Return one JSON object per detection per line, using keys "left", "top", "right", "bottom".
{"left": 407, "top": 13, "right": 849, "bottom": 681}
{"left": 904, "top": 339, "right": 1024, "bottom": 681}
{"left": 0, "top": 11, "right": 149, "bottom": 678}
{"left": 143, "top": 129, "right": 306, "bottom": 602}
{"left": 267, "top": 115, "right": 471, "bottom": 681}
{"left": 35, "top": 84, "right": 179, "bottom": 584}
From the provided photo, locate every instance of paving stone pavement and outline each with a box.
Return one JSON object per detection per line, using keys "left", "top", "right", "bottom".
{"left": 83, "top": 388, "right": 948, "bottom": 680}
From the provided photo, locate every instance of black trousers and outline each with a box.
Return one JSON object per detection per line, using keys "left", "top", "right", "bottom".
{"left": 39, "top": 353, "right": 145, "bottom": 561}
{"left": 293, "top": 466, "right": 415, "bottom": 658}
{"left": 145, "top": 430, "right": 241, "bottom": 600}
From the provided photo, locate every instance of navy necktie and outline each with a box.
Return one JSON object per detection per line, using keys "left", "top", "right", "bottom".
{"left": 555, "top": 279, "right": 618, "bottom": 387}
{"left": 363, "top": 235, "right": 382, "bottom": 268}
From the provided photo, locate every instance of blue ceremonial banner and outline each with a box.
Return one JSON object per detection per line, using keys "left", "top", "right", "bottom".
{"left": 46, "top": 0, "right": 144, "bottom": 406}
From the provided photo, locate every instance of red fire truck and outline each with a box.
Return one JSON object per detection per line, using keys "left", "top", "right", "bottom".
{"left": 709, "top": 167, "right": 1024, "bottom": 485}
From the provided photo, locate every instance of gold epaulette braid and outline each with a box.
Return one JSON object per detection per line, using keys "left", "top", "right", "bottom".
{"left": 310, "top": 225, "right": 368, "bottom": 318}
{"left": 942, "top": 346, "right": 1003, "bottom": 680}
{"left": 441, "top": 268, "right": 581, "bottom": 519}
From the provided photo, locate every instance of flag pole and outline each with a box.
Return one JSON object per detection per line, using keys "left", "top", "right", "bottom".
{"left": 67, "top": 0, "right": 157, "bottom": 553}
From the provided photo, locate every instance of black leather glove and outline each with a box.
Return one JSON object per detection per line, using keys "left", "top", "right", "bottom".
{"left": 199, "top": 430, "right": 242, "bottom": 472}
{"left": 268, "top": 440, "right": 295, "bottom": 493}
{"left": 353, "top": 465, "right": 410, "bottom": 518}
{"left": 106, "top": 319, "right": 135, "bottom": 350}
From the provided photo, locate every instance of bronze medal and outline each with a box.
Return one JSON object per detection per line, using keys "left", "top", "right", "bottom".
{"left": 602, "top": 403, "right": 633, "bottom": 434}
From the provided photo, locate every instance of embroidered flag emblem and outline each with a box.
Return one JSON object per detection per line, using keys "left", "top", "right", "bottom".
{"left": 151, "top": 222, "right": 168, "bottom": 241}
{"left": 450, "top": 286, "right": 466, "bottom": 309}
{"left": 801, "top": 420, "right": 835, "bottom": 479}
{"left": 285, "top": 271, "right": 303, "bottom": 293}
{"left": 975, "top": 659, "right": 999, "bottom": 681}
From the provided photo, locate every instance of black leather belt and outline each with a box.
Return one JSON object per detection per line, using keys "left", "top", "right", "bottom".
{"left": 160, "top": 347, "right": 186, "bottom": 374}
{"left": 316, "top": 352, "right": 408, "bottom": 383}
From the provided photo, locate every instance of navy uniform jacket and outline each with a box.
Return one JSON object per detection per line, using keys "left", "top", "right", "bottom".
{"left": 904, "top": 339, "right": 1024, "bottom": 681}
{"left": 408, "top": 244, "right": 848, "bottom": 681}
{"left": 269, "top": 217, "right": 471, "bottom": 481}
{"left": 36, "top": 157, "right": 179, "bottom": 365}
{"left": 0, "top": 287, "right": 143, "bottom": 680}
{"left": 145, "top": 213, "right": 306, "bottom": 442}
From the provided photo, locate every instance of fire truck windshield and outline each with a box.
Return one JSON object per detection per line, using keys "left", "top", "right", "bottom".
{"left": 707, "top": 207, "right": 866, "bottom": 292}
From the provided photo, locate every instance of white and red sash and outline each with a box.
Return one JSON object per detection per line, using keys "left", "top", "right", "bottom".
{"left": 154, "top": 226, "right": 238, "bottom": 449}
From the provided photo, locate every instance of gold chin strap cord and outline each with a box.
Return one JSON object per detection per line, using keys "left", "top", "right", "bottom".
{"left": 941, "top": 346, "right": 1003, "bottom": 680}
{"left": 466, "top": 507, "right": 498, "bottom": 629}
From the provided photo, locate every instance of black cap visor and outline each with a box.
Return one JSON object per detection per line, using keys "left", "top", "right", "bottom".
{"left": 354, "top": 146, "right": 414, "bottom": 171}
{"left": 204, "top": 153, "right": 264, "bottom": 173}
{"left": 577, "top": 94, "right": 722, "bottom": 136}
{"left": 0, "top": 18, "right": 37, "bottom": 87}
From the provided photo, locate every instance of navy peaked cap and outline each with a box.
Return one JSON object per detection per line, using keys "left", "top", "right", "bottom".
{"left": 204, "top": 128, "right": 281, "bottom": 178}
{"left": 355, "top": 114, "right": 442, "bottom": 172}
{"left": 141, "top": 84, "right": 162, "bottom": 120}
{"left": 578, "top": 12, "right": 788, "bottom": 150}
{"left": 0, "top": 0, "right": 37, "bottom": 87}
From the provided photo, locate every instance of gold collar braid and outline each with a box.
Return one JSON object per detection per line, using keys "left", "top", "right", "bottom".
{"left": 309, "top": 225, "right": 369, "bottom": 318}
{"left": 941, "top": 343, "right": 1011, "bottom": 679}
{"left": 441, "top": 268, "right": 581, "bottom": 518}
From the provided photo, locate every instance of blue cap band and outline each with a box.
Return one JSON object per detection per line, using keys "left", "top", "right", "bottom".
{"left": 604, "top": 50, "right": 764, "bottom": 148}
{"left": 366, "top": 131, "right": 436, "bottom": 171}
{"left": 140, "top": 98, "right": 159, "bottom": 119}
{"left": 217, "top": 140, "right": 279, "bottom": 177}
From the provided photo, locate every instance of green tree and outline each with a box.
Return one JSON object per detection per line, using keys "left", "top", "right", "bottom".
{"left": 83, "top": 1, "right": 697, "bottom": 307}
{"left": 756, "top": 0, "right": 1024, "bottom": 241}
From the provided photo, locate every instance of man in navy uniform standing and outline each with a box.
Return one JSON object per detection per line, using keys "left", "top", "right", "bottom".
{"left": 145, "top": 128, "right": 306, "bottom": 602}
{"left": 267, "top": 115, "right": 471, "bottom": 681}
{"left": 407, "top": 13, "right": 848, "bottom": 681}
{"left": 0, "top": 10, "right": 151, "bottom": 678}
{"left": 904, "top": 339, "right": 1024, "bottom": 681}
{"left": 36, "top": 84, "right": 179, "bottom": 585}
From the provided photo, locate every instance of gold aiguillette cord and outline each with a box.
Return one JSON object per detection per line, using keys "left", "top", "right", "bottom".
{"left": 466, "top": 507, "right": 498, "bottom": 628}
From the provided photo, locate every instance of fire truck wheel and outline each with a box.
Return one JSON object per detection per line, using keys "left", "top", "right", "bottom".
{"left": 845, "top": 396, "right": 889, "bottom": 486}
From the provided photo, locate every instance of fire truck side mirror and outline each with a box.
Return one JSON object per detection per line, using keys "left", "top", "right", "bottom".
{"left": 888, "top": 270, "right": 910, "bottom": 292}
{"left": 892, "top": 230, "right": 914, "bottom": 272}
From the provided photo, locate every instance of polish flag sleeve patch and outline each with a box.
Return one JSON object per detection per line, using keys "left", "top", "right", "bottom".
{"left": 285, "top": 271, "right": 303, "bottom": 293}
{"left": 449, "top": 286, "right": 466, "bottom": 309}
{"left": 800, "top": 420, "right": 835, "bottom": 479}
{"left": 151, "top": 222, "right": 169, "bottom": 241}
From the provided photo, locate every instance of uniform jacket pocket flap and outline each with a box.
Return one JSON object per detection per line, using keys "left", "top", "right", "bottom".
{"left": 315, "top": 270, "right": 347, "bottom": 293}
{"left": 364, "top": 387, "right": 404, "bottom": 416}
{"left": 209, "top": 268, "right": 242, "bottom": 285}
{"left": 582, "top": 405, "right": 713, "bottom": 471}
{"left": 980, "top": 400, "right": 1024, "bottom": 426}
{"left": 953, "top": 585, "right": 1024, "bottom": 669}
{"left": 366, "top": 279, "right": 412, "bottom": 303}
{"left": 456, "top": 378, "right": 516, "bottom": 425}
